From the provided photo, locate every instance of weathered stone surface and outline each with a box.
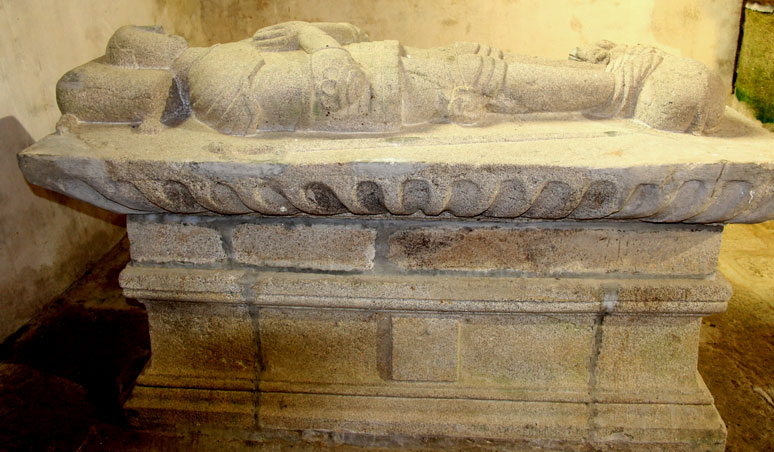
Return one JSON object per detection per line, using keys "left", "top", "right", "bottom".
{"left": 141, "top": 300, "right": 256, "bottom": 384}
{"left": 388, "top": 225, "right": 721, "bottom": 276}
{"left": 125, "top": 385, "right": 726, "bottom": 451}
{"left": 232, "top": 223, "right": 376, "bottom": 271}
{"left": 105, "top": 25, "right": 188, "bottom": 69}
{"left": 124, "top": 216, "right": 725, "bottom": 277}
{"left": 18, "top": 109, "right": 774, "bottom": 223}
{"left": 259, "top": 308, "right": 380, "bottom": 384}
{"left": 120, "top": 264, "right": 731, "bottom": 316}
{"left": 119, "top": 266, "right": 246, "bottom": 303}
{"left": 127, "top": 220, "right": 226, "bottom": 264}
{"left": 115, "top": 212, "right": 731, "bottom": 450}
{"left": 126, "top": 385, "right": 256, "bottom": 432}
{"left": 121, "top": 262, "right": 722, "bottom": 407}
{"left": 117, "top": 213, "right": 730, "bottom": 447}
{"left": 55, "top": 23, "right": 727, "bottom": 134}
{"left": 56, "top": 63, "right": 175, "bottom": 126}
{"left": 595, "top": 315, "right": 702, "bottom": 397}
{"left": 460, "top": 315, "right": 594, "bottom": 392}
{"left": 391, "top": 316, "right": 459, "bottom": 382}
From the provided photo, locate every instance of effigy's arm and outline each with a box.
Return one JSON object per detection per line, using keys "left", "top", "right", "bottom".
{"left": 252, "top": 22, "right": 372, "bottom": 118}
{"left": 297, "top": 25, "right": 346, "bottom": 53}
{"left": 250, "top": 21, "right": 367, "bottom": 52}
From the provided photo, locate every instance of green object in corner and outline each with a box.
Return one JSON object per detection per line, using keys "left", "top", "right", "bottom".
{"left": 735, "top": 5, "right": 774, "bottom": 124}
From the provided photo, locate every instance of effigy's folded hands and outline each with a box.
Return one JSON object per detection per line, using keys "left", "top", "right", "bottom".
{"left": 251, "top": 21, "right": 369, "bottom": 52}
{"left": 250, "top": 21, "right": 307, "bottom": 51}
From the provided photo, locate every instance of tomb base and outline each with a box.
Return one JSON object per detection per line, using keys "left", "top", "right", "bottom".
{"left": 120, "top": 215, "right": 728, "bottom": 451}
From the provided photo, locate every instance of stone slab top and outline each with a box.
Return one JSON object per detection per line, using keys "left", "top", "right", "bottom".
{"left": 18, "top": 109, "right": 774, "bottom": 223}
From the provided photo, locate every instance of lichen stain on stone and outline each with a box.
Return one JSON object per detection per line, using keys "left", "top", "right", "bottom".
{"left": 390, "top": 230, "right": 457, "bottom": 267}
{"left": 390, "top": 228, "right": 578, "bottom": 271}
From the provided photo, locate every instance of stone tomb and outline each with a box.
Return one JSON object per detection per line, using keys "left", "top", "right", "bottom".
{"left": 19, "top": 112, "right": 774, "bottom": 451}
{"left": 17, "top": 22, "right": 774, "bottom": 451}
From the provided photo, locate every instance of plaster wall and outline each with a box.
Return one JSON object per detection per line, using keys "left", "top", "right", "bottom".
{"left": 155, "top": 0, "right": 743, "bottom": 90}
{"left": 0, "top": 0, "right": 175, "bottom": 340}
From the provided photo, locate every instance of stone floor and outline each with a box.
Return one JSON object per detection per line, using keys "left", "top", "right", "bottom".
{"left": 0, "top": 224, "right": 772, "bottom": 452}
{"left": 699, "top": 222, "right": 774, "bottom": 451}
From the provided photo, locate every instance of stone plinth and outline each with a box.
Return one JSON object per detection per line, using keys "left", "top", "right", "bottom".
{"left": 18, "top": 111, "right": 774, "bottom": 451}
{"left": 117, "top": 215, "right": 730, "bottom": 451}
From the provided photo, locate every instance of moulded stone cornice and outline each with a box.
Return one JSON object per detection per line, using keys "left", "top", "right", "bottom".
{"left": 18, "top": 112, "right": 774, "bottom": 224}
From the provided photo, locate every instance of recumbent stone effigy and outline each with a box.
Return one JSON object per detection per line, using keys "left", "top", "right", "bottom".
{"left": 18, "top": 22, "right": 774, "bottom": 451}
{"left": 55, "top": 22, "right": 725, "bottom": 135}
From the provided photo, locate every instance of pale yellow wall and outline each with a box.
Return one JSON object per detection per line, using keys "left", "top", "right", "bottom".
{"left": 0, "top": 0, "right": 176, "bottom": 340}
{"left": 156, "top": 0, "right": 742, "bottom": 89}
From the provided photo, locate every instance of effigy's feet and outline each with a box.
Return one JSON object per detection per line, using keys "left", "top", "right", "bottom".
{"left": 571, "top": 40, "right": 725, "bottom": 133}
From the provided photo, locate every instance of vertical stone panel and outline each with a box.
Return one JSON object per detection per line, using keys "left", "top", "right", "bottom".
{"left": 259, "top": 308, "right": 380, "bottom": 384}
{"left": 391, "top": 316, "right": 459, "bottom": 382}
{"left": 595, "top": 315, "right": 702, "bottom": 394}
{"left": 459, "top": 315, "right": 595, "bottom": 391}
{"left": 143, "top": 300, "right": 256, "bottom": 384}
